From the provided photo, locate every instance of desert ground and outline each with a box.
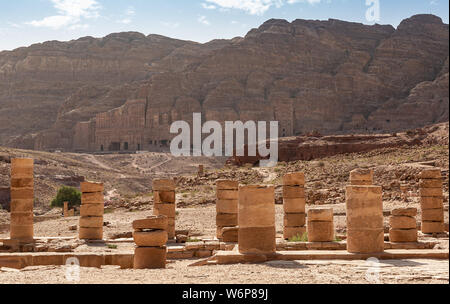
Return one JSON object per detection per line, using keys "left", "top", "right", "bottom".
{"left": 0, "top": 129, "right": 449, "bottom": 284}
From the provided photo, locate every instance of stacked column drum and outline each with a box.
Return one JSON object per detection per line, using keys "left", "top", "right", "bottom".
{"left": 133, "top": 216, "right": 168, "bottom": 269}
{"left": 216, "top": 180, "right": 238, "bottom": 241}
{"left": 152, "top": 179, "right": 176, "bottom": 239}
{"left": 79, "top": 182, "right": 104, "bottom": 240}
{"left": 307, "top": 208, "right": 334, "bottom": 242}
{"left": 389, "top": 208, "right": 418, "bottom": 242}
{"left": 238, "top": 185, "right": 276, "bottom": 254}
{"left": 346, "top": 185, "right": 384, "bottom": 253}
{"left": 10, "top": 158, "right": 34, "bottom": 242}
{"left": 283, "top": 173, "right": 306, "bottom": 239}
{"left": 419, "top": 169, "right": 445, "bottom": 234}
{"left": 350, "top": 169, "right": 373, "bottom": 186}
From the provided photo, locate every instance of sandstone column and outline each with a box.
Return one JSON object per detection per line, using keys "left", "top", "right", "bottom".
{"left": 198, "top": 165, "right": 204, "bottom": 177}
{"left": 153, "top": 179, "right": 176, "bottom": 239}
{"left": 10, "top": 158, "right": 34, "bottom": 242}
{"left": 346, "top": 185, "right": 384, "bottom": 253}
{"left": 79, "top": 182, "right": 104, "bottom": 240}
{"left": 133, "top": 216, "right": 168, "bottom": 269}
{"left": 283, "top": 173, "right": 306, "bottom": 240}
{"left": 307, "top": 208, "right": 334, "bottom": 242}
{"left": 216, "top": 180, "right": 238, "bottom": 242}
{"left": 350, "top": 169, "right": 373, "bottom": 186}
{"left": 389, "top": 208, "right": 418, "bottom": 243}
{"left": 238, "top": 185, "right": 276, "bottom": 254}
{"left": 419, "top": 169, "right": 444, "bottom": 234}
{"left": 63, "top": 202, "right": 69, "bottom": 218}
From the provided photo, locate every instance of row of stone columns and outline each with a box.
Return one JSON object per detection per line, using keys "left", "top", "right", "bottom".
{"left": 10, "top": 158, "right": 34, "bottom": 243}
{"left": 153, "top": 179, "right": 176, "bottom": 239}
{"left": 6, "top": 158, "right": 446, "bottom": 259}
{"left": 217, "top": 168, "right": 435, "bottom": 255}
{"left": 79, "top": 182, "right": 104, "bottom": 240}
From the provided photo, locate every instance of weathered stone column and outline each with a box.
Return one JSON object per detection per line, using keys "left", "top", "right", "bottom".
{"left": 79, "top": 182, "right": 104, "bottom": 240}
{"left": 63, "top": 202, "right": 69, "bottom": 218}
{"left": 198, "top": 165, "right": 204, "bottom": 177}
{"left": 65, "top": 202, "right": 75, "bottom": 217}
{"left": 133, "top": 216, "right": 168, "bottom": 269}
{"left": 216, "top": 180, "right": 238, "bottom": 241}
{"left": 238, "top": 185, "right": 276, "bottom": 254}
{"left": 153, "top": 179, "right": 176, "bottom": 239}
{"left": 419, "top": 169, "right": 444, "bottom": 234}
{"left": 307, "top": 208, "right": 334, "bottom": 242}
{"left": 346, "top": 185, "right": 384, "bottom": 253}
{"left": 350, "top": 169, "right": 373, "bottom": 186}
{"left": 389, "top": 208, "right": 418, "bottom": 242}
{"left": 283, "top": 173, "right": 306, "bottom": 240}
{"left": 10, "top": 158, "right": 34, "bottom": 242}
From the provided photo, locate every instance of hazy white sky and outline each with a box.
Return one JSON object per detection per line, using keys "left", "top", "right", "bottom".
{"left": 0, "top": 0, "right": 448, "bottom": 51}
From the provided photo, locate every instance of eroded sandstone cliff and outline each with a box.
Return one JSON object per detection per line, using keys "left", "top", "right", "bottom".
{"left": 0, "top": 14, "right": 448, "bottom": 152}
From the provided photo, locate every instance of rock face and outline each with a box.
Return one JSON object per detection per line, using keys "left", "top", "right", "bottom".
{"left": 0, "top": 14, "right": 448, "bottom": 152}
{"left": 228, "top": 122, "right": 449, "bottom": 165}
{"left": 0, "top": 33, "right": 204, "bottom": 148}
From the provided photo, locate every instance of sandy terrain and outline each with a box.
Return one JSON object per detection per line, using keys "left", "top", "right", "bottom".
{"left": 1, "top": 259, "right": 448, "bottom": 284}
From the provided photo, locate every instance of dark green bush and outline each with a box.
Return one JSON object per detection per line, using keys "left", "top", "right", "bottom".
{"left": 51, "top": 186, "right": 81, "bottom": 208}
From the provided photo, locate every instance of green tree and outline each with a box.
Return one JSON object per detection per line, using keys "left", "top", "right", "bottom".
{"left": 51, "top": 186, "right": 81, "bottom": 208}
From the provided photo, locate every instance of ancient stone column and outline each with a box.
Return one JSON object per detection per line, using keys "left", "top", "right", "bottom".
{"left": 10, "top": 158, "right": 34, "bottom": 242}
{"left": 283, "top": 173, "right": 306, "bottom": 240}
{"left": 238, "top": 185, "right": 276, "bottom": 254}
{"left": 216, "top": 180, "right": 238, "bottom": 241}
{"left": 79, "top": 182, "right": 104, "bottom": 240}
{"left": 307, "top": 208, "right": 334, "bottom": 242}
{"left": 63, "top": 202, "right": 69, "bottom": 218}
{"left": 350, "top": 169, "right": 373, "bottom": 186}
{"left": 419, "top": 169, "right": 444, "bottom": 234}
{"left": 389, "top": 208, "right": 418, "bottom": 243}
{"left": 198, "top": 165, "right": 204, "bottom": 177}
{"left": 133, "top": 216, "right": 168, "bottom": 269}
{"left": 153, "top": 179, "right": 176, "bottom": 239}
{"left": 346, "top": 185, "right": 384, "bottom": 253}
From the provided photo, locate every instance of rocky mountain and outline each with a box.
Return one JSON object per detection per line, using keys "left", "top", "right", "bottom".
{"left": 0, "top": 14, "right": 448, "bottom": 152}
{"left": 0, "top": 32, "right": 220, "bottom": 147}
